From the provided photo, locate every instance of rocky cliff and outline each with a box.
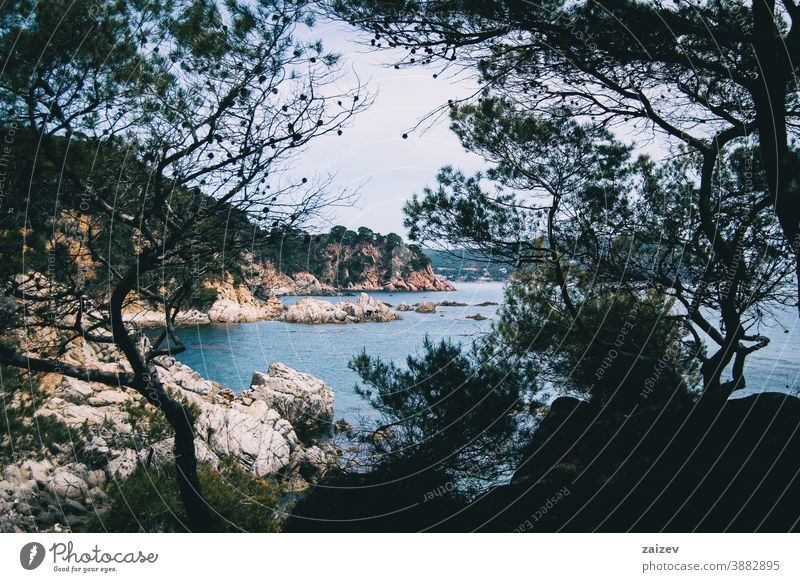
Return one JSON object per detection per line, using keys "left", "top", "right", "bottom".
{"left": 249, "top": 227, "right": 454, "bottom": 295}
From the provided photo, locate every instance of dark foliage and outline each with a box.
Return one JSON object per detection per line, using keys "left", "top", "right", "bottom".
{"left": 85, "top": 459, "right": 286, "bottom": 533}
{"left": 253, "top": 225, "right": 432, "bottom": 288}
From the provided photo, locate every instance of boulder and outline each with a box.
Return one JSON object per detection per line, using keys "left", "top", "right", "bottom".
{"left": 45, "top": 471, "right": 87, "bottom": 500}
{"left": 246, "top": 363, "right": 334, "bottom": 436}
{"left": 195, "top": 404, "right": 298, "bottom": 478}
{"left": 297, "top": 444, "right": 339, "bottom": 484}
{"left": 88, "top": 390, "right": 133, "bottom": 407}
{"left": 20, "top": 460, "right": 53, "bottom": 486}
{"left": 414, "top": 300, "right": 437, "bottom": 313}
{"left": 395, "top": 301, "right": 414, "bottom": 312}
{"left": 466, "top": 313, "right": 488, "bottom": 321}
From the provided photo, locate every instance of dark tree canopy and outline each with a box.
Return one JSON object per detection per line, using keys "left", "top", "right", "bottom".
{"left": 404, "top": 97, "right": 793, "bottom": 401}
{"left": 328, "top": 0, "right": 800, "bottom": 302}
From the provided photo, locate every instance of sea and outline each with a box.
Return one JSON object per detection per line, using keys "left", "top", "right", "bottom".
{"left": 173, "top": 281, "right": 800, "bottom": 426}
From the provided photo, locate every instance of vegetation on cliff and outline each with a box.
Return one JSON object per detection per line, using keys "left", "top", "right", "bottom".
{"left": 250, "top": 225, "right": 451, "bottom": 292}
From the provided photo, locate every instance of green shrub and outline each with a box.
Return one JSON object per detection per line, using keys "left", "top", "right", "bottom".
{"left": 122, "top": 401, "right": 173, "bottom": 443}
{"left": 0, "top": 365, "right": 73, "bottom": 463}
{"left": 85, "top": 459, "right": 288, "bottom": 532}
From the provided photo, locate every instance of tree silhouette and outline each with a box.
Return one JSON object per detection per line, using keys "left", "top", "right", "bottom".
{"left": 405, "top": 98, "right": 794, "bottom": 402}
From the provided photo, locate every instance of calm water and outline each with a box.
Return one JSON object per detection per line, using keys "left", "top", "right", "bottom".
{"left": 735, "top": 310, "right": 800, "bottom": 399}
{"left": 175, "top": 282, "right": 504, "bottom": 424}
{"left": 173, "top": 281, "right": 800, "bottom": 424}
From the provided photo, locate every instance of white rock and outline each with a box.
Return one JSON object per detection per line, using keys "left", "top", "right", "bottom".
{"left": 298, "top": 444, "right": 339, "bottom": 483}
{"left": 283, "top": 293, "right": 400, "bottom": 324}
{"left": 88, "top": 390, "right": 132, "bottom": 407}
{"left": 45, "top": 471, "right": 87, "bottom": 500}
{"left": 59, "top": 377, "right": 94, "bottom": 400}
{"left": 20, "top": 460, "right": 52, "bottom": 486}
{"left": 196, "top": 404, "right": 298, "bottom": 478}
{"left": 247, "top": 363, "right": 334, "bottom": 435}
{"left": 85, "top": 470, "right": 107, "bottom": 490}
{"left": 2, "top": 465, "right": 22, "bottom": 485}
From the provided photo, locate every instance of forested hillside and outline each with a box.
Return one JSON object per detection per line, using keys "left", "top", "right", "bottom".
{"left": 250, "top": 226, "right": 453, "bottom": 293}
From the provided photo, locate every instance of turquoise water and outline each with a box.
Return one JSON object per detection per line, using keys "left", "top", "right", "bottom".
{"left": 173, "top": 281, "right": 800, "bottom": 425}
{"left": 175, "top": 282, "right": 504, "bottom": 423}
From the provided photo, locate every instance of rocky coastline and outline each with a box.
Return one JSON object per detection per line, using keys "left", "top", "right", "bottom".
{"left": 0, "top": 338, "right": 339, "bottom": 533}
{"left": 122, "top": 283, "right": 497, "bottom": 326}
{"left": 248, "top": 252, "right": 455, "bottom": 297}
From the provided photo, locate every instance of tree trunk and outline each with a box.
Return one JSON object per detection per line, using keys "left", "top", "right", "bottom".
{"left": 751, "top": 0, "right": 800, "bottom": 307}
{"left": 700, "top": 332, "right": 743, "bottom": 404}
{"left": 109, "top": 262, "right": 212, "bottom": 532}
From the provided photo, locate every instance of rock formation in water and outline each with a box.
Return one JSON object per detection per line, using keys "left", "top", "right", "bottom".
{"left": 414, "top": 300, "right": 437, "bottom": 313}
{"left": 0, "top": 337, "right": 338, "bottom": 532}
{"left": 204, "top": 280, "right": 285, "bottom": 323}
{"left": 466, "top": 313, "right": 488, "bottom": 321}
{"left": 282, "top": 293, "right": 401, "bottom": 324}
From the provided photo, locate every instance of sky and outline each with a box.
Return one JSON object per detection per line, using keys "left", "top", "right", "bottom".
{"left": 291, "top": 18, "right": 486, "bottom": 236}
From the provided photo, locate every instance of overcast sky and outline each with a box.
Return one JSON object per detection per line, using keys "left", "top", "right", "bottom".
{"left": 291, "top": 18, "right": 486, "bottom": 236}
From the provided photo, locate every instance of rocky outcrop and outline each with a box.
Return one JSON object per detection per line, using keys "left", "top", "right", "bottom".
{"left": 0, "top": 337, "right": 338, "bottom": 532}
{"left": 247, "top": 363, "right": 334, "bottom": 436}
{"left": 466, "top": 313, "right": 488, "bottom": 321}
{"left": 396, "top": 302, "right": 414, "bottom": 312}
{"left": 249, "top": 260, "right": 337, "bottom": 297}
{"left": 414, "top": 300, "right": 437, "bottom": 313}
{"left": 384, "top": 263, "right": 455, "bottom": 292}
{"left": 248, "top": 230, "right": 455, "bottom": 295}
{"left": 282, "top": 293, "right": 401, "bottom": 324}
{"left": 206, "top": 281, "right": 284, "bottom": 323}
{"left": 122, "top": 306, "right": 210, "bottom": 326}
{"left": 123, "top": 281, "right": 285, "bottom": 326}
{"left": 0, "top": 458, "right": 103, "bottom": 533}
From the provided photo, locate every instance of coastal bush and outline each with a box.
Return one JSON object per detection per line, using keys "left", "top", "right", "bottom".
{"left": 86, "top": 459, "right": 287, "bottom": 533}
{"left": 493, "top": 266, "right": 701, "bottom": 406}
{"left": 285, "top": 338, "right": 530, "bottom": 531}
{"left": 0, "top": 365, "right": 72, "bottom": 463}
{"left": 350, "top": 337, "right": 530, "bottom": 492}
